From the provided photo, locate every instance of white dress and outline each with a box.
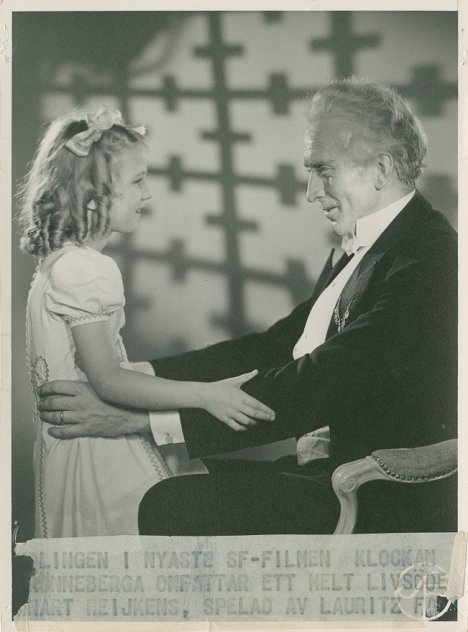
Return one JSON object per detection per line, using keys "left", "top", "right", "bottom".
{"left": 26, "top": 244, "right": 172, "bottom": 537}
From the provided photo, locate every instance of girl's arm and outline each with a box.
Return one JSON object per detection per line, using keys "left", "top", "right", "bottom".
{"left": 71, "top": 321, "right": 275, "bottom": 430}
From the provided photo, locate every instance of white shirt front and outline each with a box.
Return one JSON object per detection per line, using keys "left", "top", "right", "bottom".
{"left": 294, "top": 191, "right": 415, "bottom": 360}
{"left": 149, "top": 191, "right": 415, "bottom": 448}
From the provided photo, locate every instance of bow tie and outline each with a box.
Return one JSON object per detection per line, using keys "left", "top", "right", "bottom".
{"left": 341, "top": 233, "right": 361, "bottom": 256}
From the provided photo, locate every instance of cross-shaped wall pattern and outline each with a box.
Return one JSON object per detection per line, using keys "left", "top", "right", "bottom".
{"left": 18, "top": 10, "right": 458, "bottom": 358}
{"left": 10, "top": 8, "right": 458, "bottom": 539}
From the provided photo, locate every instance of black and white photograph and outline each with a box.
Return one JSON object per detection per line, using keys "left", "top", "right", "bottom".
{"left": 2, "top": 1, "right": 465, "bottom": 627}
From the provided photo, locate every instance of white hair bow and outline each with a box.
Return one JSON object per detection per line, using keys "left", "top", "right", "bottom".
{"left": 65, "top": 106, "right": 146, "bottom": 157}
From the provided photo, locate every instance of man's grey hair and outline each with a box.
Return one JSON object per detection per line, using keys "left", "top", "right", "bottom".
{"left": 306, "top": 78, "right": 427, "bottom": 188}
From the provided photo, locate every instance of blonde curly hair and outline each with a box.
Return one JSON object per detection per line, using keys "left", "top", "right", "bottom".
{"left": 18, "top": 113, "right": 145, "bottom": 257}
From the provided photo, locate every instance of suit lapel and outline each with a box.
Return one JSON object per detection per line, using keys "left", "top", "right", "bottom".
{"left": 337, "top": 253, "right": 383, "bottom": 316}
{"left": 326, "top": 191, "right": 431, "bottom": 336}
{"left": 315, "top": 250, "right": 353, "bottom": 296}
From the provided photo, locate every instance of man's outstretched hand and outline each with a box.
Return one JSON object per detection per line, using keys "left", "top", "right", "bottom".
{"left": 38, "top": 381, "right": 150, "bottom": 439}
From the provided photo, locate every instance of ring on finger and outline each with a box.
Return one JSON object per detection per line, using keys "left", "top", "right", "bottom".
{"left": 59, "top": 410, "right": 64, "bottom": 425}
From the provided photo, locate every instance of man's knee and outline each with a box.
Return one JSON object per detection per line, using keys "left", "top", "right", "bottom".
{"left": 139, "top": 474, "right": 211, "bottom": 535}
{"left": 139, "top": 476, "right": 184, "bottom": 535}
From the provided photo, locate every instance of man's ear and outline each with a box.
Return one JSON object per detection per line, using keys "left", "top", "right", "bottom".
{"left": 374, "top": 153, "right": 394, "bottom": 190}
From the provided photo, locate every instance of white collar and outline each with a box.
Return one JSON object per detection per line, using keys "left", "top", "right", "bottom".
{"left": 341, "top": 190, "right": 415, "bottom": 255}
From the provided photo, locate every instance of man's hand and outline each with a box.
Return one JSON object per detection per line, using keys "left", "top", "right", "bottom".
{"left": 38, "top": 381, "right": 151, "bottom": 439}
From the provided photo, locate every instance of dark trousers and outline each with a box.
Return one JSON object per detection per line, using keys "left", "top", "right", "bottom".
{"left": 138, "top": 457, "right": 340, "bottom": 535}
{"left": 138, "top": 456, "right": 458, "bottom": 536}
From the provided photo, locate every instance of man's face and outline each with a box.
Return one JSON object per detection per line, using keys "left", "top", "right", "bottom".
{"left": 304, "top": 117, "right": 378, "bottom": 237}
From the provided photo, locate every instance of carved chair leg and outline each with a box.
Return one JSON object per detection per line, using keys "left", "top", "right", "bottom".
{"left": 332, "top": 457, "right": 388, "bottom": 534}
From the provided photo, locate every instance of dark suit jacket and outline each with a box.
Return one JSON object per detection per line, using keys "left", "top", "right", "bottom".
{"left": 151, "top": 192, "right": 457, "bottom": 472}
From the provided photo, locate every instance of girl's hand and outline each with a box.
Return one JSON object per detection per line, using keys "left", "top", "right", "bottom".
{"left": 200, "top": 370, "right": 275, "bottom": 431}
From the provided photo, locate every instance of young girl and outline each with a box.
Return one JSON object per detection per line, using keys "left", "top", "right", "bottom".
{"left": 20, "top": 106, "right": 275, "bottom": 538}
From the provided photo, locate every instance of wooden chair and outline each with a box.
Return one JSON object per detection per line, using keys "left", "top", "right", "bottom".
{"left": 332, "top": 439, "right": 457, "bottom": 534}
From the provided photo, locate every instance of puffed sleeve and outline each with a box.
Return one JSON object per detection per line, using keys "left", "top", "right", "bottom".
{"left": 45, "top": 248, "right": 125, "bottom": 327}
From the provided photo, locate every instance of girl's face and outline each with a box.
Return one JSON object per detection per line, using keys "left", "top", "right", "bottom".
{"left": 109, "top": 144, "right": 151, "bottom": 234}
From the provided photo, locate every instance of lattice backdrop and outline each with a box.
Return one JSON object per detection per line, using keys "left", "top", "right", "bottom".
{"left": 12, "top": 11, "right": 457, "bottom": 534}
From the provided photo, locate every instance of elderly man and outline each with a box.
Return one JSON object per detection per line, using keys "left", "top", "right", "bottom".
{"left": 40, "top": 78, "right": 457, "bottom": 534}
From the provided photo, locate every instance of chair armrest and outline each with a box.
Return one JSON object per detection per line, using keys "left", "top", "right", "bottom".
{"left": 371, "top": 439, "right": 457, "bottom": 481}
{"left": 332, "top": 439, "right": 457, "bottom": 534}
